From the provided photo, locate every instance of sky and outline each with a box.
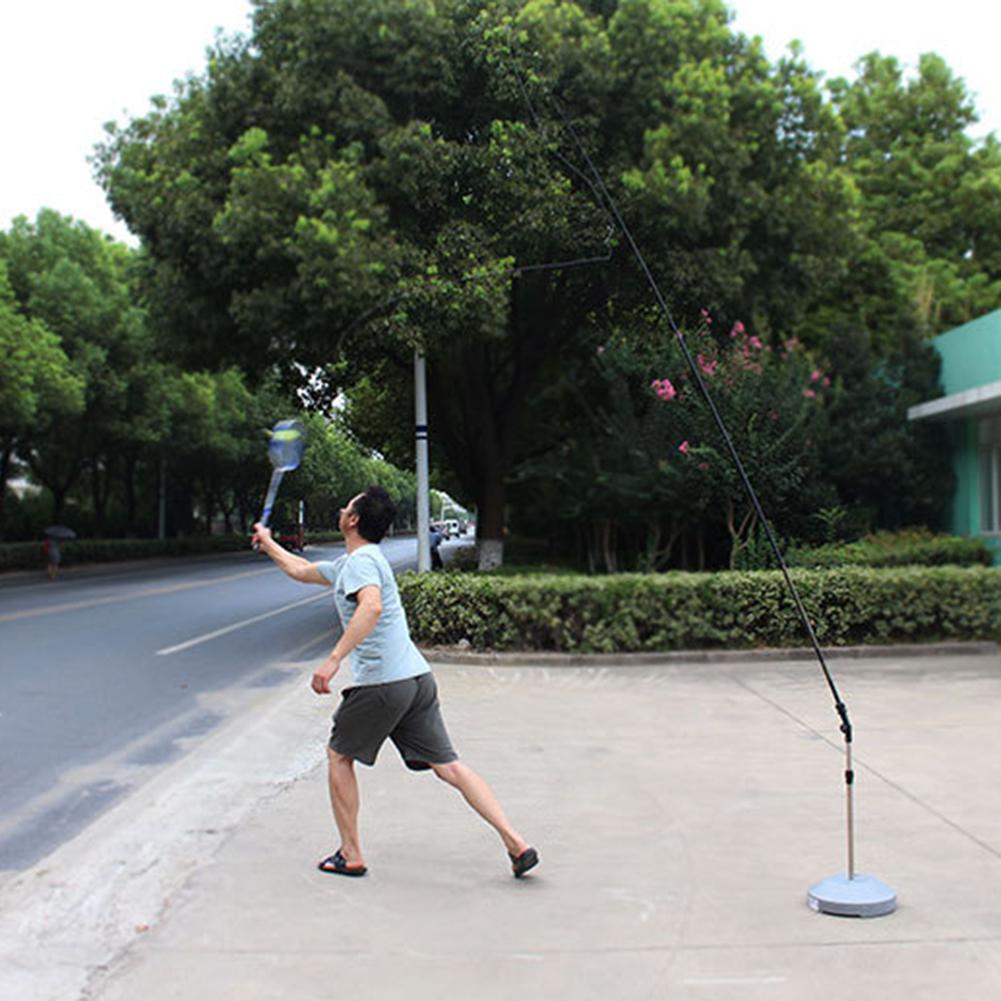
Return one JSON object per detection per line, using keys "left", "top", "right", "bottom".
{"left": 1, "top": 0, "right": 998, "bottom": 247}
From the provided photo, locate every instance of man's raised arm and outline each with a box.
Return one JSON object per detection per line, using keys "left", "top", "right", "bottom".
{"left": 251, "top": 523, "right": 330, "bottom": 585}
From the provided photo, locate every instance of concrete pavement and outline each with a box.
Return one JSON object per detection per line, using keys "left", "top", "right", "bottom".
{"left": 3, "top": 645, "right": 1001, "bottom": 1000}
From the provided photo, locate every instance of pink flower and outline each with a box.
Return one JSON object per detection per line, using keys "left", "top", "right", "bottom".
{"left": 700, "top": 308, "right": 713, "bottom": 325}
{"left": 822, "top": 376, "right": 831, "bottom": 387}
{"left": 678, "top": 440, "right": 690, "bottom": 455}
{"left": 810, "top": 369, "right": 822, "bottom": 382}
{"left": 697, "top": 353, "right": 718, "bottom": 377}
{"left": 698, "top": 461, "right": 710, "bottom": 472}
{"left": 731, "top": 320, "right": 745, "bottom": 338}
{"left": 748, "top": 335, "right": 764, "bottom": 351}
{"left": 784, "top": 337, "right": 800, "bottom": 353}
{"left": 650, "top": 378, "right": 677, "bottom": 401}
{"left": 803, "top": 388, "right": 817, "bottom": 399}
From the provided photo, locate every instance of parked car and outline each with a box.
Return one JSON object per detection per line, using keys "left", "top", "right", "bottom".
{"left": 277, "top": 526, "right": 306, "bottom": 552}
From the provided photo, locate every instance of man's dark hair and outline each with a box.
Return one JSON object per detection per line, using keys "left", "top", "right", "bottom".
{"left": 353, "top": 485, "right": 396, "bottom": 543}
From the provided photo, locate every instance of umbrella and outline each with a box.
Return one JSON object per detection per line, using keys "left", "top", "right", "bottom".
{"left": 44, "top": 525, "right": 76, "bottom": 540}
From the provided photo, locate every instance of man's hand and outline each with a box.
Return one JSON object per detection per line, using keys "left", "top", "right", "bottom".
{"left": 312, "top": 657, "right": 340, "bottom": 695}
{"left": 251, "top": 522, "right": 273, "bottom": 550}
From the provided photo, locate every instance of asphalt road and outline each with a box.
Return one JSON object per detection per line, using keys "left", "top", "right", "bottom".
{"left": 0, "top": 535, "right": 432, "bottom": 873}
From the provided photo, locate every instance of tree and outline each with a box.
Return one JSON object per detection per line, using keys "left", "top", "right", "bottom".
{"left": 0, "top": 211, "right": 149, "bottom": 526}
{"left": 0, "top": 261, "right": 84, "bottom": 532}
{"left": 513, "top": 313, "right": 829, "bottom": 570}
{"left": 827, "top": 52, "right": 1001, "bottom": 338}
{"left": 95, "top": 0, "right": 862, "bottom": 567}
{"left": 819, "top": 324, "right": 953, "bottom": 532}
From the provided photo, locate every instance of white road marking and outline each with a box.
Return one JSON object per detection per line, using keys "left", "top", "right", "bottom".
{"left": 155, "top": 591, "right": 331, "bottom": 656}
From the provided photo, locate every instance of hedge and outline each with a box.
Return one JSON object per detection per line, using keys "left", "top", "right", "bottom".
{"left": 787, "top": 530, "right": 993, "bottom": 569}
{"left": 0, "top": 535, "right": 249, "bottom": 572}
{"left": 399, "top": 566, "right": 1001, "bottom": 652}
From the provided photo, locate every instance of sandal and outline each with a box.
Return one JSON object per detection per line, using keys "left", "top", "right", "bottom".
{"left": 509, "top": 847, "right": 539, "bottom": 878}
{"left": 318, "top": 849, "right": 368, "bottom": 877}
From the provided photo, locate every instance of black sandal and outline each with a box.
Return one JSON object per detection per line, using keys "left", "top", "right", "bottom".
{"left": 509, "top": 847, "right": 539, "bottom": 878}
{"left": 318, "top": 849, "right": 368, "bottom": 877}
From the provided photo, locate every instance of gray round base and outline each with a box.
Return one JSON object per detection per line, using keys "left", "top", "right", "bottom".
{"left": 807, "top": 874, "right": 897, "bottom": 918}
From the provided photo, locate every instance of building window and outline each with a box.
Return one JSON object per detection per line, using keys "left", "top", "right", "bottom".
{"left": 980, "top": 416, "right": 1001, "bottom": 535}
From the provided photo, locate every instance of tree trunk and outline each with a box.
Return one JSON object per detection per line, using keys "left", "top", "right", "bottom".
{"left": 124, "top": 456, "right": 138, "bottom": 535}
{"left": 91, "top": 458, "right": 114, "bottom": 537}
{"left": 726, "top": 499, "right": 756, "bottom": 569}
{"left": 601, "top": 519, "right": 617, "bottom": 574}
{"left": 476, "top": 470, "right": 506, "bottom": 571}
{"left": 205, "top": 486, "right": 215, "bottom": 534}
{"left": 0, "top": 445, "right": 12, "bottom": 536}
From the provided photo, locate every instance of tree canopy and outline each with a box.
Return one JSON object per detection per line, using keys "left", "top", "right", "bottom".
{"left": 98, "top": 0, "right": 945, "bottom": 565}
{"left": 0, "top": 210, "right": 415, "bottom": 541}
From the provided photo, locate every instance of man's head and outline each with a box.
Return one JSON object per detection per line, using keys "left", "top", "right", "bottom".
{"left": 340, "top": 485, "right": 396, "bottom": 543}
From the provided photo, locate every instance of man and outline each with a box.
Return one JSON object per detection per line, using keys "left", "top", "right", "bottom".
{"left": 429, "top": 524, "right": 444, "bottom": 570}
{"left": 252, "top": 485, "right": 538, "bottom": 879}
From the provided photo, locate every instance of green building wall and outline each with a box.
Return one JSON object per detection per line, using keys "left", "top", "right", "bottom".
{"left": 934, "top": 311, "right": 1001, "bottom": 395}
{"left": 930, "top": 310, "right": 1001, "bottom": 565}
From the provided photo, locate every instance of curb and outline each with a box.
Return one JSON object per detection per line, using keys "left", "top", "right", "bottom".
{"left": 422, "top": 640, "right": 1000, "bottom": 667}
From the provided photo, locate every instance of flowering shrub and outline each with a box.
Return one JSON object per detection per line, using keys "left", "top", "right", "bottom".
{"left": 644, "top": 319, "right": 829, "bottom": 567}
{"left": 513, "top": 314, "right": 832, "bottom": 572}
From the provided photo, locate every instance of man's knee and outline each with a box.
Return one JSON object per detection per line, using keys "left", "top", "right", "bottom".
{"left": 327, "top": 747, "right": 354, "bottom": 770}
{"left": 431, "top": 760, "right": 465, "bottom": 786}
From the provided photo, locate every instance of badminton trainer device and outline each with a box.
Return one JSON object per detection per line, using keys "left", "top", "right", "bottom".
{"left": 509, "top": 64, "right": 895, "bottom": 916}
{"left": 255, "top": 419, "right": 306, "bottom": 548}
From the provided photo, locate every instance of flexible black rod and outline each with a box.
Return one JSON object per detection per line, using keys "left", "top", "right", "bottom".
{"left": 510, "top": 63, "right": 851, "bottom": 741}
{"left": 336, "top": 250, "right": 612, "bottom": 349}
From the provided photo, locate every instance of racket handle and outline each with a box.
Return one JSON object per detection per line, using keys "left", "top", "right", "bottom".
{"left": 254, "top": 470, "right": 285, "bottom": 551}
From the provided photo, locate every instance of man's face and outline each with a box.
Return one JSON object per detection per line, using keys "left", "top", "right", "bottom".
{"left": 339, "top": 494, "right": 363, "bottom": 535}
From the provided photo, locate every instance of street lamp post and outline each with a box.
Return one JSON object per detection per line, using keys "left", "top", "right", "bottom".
{"left": 414, "top": 350, "right": 431, "bottom": 572}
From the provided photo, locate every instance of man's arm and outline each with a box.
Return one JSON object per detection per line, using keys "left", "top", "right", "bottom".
{"left": 311, "top": 584, "right": 382, "bottom": 694}
{"left": 251, "top": 523, "right": 329, "bottom": 585}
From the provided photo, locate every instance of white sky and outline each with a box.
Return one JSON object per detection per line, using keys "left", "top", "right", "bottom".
{"left": 1, "top": 0, "right": 998, "bottom": 246}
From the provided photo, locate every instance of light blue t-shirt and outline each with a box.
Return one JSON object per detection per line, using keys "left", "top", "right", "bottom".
{"left": 316, "top": 544, "right": 431, "bottom": 687}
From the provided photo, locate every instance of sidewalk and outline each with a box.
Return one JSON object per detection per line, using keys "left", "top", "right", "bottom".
{"left": 4, "top": 646, "right": 1001, "bottom": 1000}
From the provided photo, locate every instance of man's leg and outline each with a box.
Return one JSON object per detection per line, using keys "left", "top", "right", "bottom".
{"left": 431, "top": 760, "right": 530, "bottom": 857}
{"left": 327, "top": 748, "right": 366, "bottom": 868}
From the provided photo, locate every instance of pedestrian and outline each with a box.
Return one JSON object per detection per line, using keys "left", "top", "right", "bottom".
{"left": 429, "top": 524, "right": 444, "bottom": 570}
{"left": 44, "top": 537, "right": 62, "bottom": 581}
{"left": 251, "top": 485, "right": 538, "bottom": 879}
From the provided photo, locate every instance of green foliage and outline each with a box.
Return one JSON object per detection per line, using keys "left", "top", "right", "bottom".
{"left": 826, "top": 52, "right": 1001, "bottom": 337}
{"left": 0, "top": 535, "right": 249, "bottom": 572}
{"left": 399, "top": 566, "right": 1001, "bottom": 652}
{"left": 94, "top": 0, "right": 875, "bottom": 562}
{"left": 0, "top": 211, "right": 151, "bottom": 529}
{"left": 788, "top": 529, "right": 994, "bottom": 569}
{"left": 0, "top": 262, "right": 86, "bottom": 529}
{"left": 0, "top": 207, "right": 417, "bottom": 542}
{"left": 77, "top": 1, "right": 999, "bottom": 567}
{"left": 817, "top": 325, "right": 953, "bottom": 531}
{"left": 514, "top": 316, "right": 829, "bottom": 570}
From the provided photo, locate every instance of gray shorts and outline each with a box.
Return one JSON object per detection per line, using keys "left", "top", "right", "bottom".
{"left": 329, "top": 672, "right": 458, "bottom": 771}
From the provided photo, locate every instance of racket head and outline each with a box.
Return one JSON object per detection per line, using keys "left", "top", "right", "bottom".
{"left": 268, "top": 419, "right": 307, "bottom": 472}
